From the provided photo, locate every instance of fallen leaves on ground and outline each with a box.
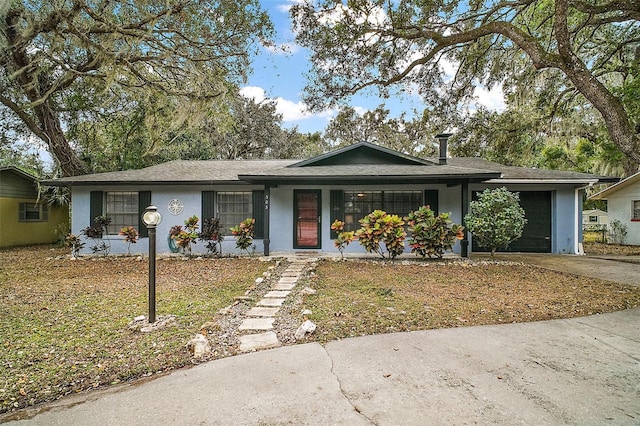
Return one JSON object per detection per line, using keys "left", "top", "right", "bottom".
{"left": 0, "top": 246, "right": 271, "bottom": 414}
{"left": 300, "top": 259, "right": 640, "bottom": 343}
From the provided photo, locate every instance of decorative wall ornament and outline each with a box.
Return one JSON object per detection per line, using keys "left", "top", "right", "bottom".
{"left": 168, "top": 199, "right": 184, "bottom": 216}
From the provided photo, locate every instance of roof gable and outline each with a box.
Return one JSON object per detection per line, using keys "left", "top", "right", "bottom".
{"left": 590, "top": 171, "right": 640, "bottom": 200}
{"left": 289, "top": 142, "right": 434, "bottom": 167}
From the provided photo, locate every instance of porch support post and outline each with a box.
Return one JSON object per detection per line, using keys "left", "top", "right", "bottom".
{"left": 263, "top": 185, "right": 271, "bottom": 256}
{"left": 461, "top": 182, "right": 469, "bottom": 258}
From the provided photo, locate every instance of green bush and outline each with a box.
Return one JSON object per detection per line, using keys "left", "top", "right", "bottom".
{"left": 331, "top": 219, "right": 355, "bottom": 259}
{"left": 355, "top": 210, "right": 406, "bottom": 259}
{"left": 464, "top": 187, "right": 527, "bottom": 258}
{"left": 405, "top": 206, "right": 464, "bottom": 259}
{"left": 230, "top": 218, "right": 255, "bottom": 255}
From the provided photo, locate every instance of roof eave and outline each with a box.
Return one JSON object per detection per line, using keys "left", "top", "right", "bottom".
{"left": 41, "top": 179, "right": 247, "bottom": 187}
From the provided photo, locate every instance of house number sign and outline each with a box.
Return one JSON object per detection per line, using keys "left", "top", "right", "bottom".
{"left": 168, "top": 199, "right": 184, "bottom": 215}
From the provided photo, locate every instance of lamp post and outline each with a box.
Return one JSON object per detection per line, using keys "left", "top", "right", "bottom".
{"left": 142, "top": 205, "right": 162, "bottom": 323}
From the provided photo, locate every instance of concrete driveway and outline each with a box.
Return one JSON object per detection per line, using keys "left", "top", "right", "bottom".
{"left": 481, "top": 253, "right": 640, "bottom": 287}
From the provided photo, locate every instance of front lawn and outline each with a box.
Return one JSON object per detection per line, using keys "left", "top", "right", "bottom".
{"left": 0, "top": 246, "right": 272, "bottom": 415}
{"left": 2, "top": 246, "right": 640, "bottom": 416}
{"left": 297, "top": 259, "right": 640, "bottom": 343}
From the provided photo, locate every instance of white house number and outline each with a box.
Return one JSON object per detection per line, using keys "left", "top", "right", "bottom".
{"left": 168, "top": 199, "right": 184, "bottom": 215}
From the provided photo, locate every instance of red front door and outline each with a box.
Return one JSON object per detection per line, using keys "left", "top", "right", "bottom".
{"left": 294, "top": 190, "right": 321, "bottom": 249}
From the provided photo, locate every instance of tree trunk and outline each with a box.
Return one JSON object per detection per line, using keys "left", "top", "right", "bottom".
{"left": 34, "top": 103, "right": 89, "bottom": 177}
{"left": 553, "top": 0, "right": 640, "bottom": 171}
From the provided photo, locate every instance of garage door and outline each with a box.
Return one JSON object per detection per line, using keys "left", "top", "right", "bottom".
{"left": 472, "top": 191, "right": 552, "bottom": 253}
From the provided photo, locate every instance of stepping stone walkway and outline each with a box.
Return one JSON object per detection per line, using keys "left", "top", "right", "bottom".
{"left": 238, "top": 259, "right": 312, "bottom": 353}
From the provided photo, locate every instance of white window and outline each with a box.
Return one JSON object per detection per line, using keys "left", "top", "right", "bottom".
{"left": 588, "top": 216, "right": 598, "bottom": 223}
{"left": 105, "top": 192, "right": 139, "bottom": 234}
{"left": 217, "top": 192, "right": 252, "bottom": 235}
{"left": 19, "top": 202, "right": 48, "bottom": 222}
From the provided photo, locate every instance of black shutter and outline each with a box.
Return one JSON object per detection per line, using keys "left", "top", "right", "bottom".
{"left": 138, "top": 191, "right": 151, "bottom": 237}
{"left": 424, "top": 190, "right": 438, "bottom": 215}
{"left": 201, "top": 191, "right": 216, "bottom": 221}
{"left": 90, "top": 191, "right": 103, "bottom": 225}
{"left": 252, "top": 190, "right": 265, "bottom": 238}
{"left": 330, "top": 190, "right": 344, "bottom": 238}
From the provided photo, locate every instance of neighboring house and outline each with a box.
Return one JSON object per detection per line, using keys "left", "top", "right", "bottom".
{"left": 44, "top": 141, "right": 616, "bottom": 256}
{"left": 0, "top": 166, "right": 69, "bottom": 248}
{"left": 590, "top": 171, "right": 640, "bottom": 245}
{"left": 582, "top": 209, "right": 609, "bottom": 229}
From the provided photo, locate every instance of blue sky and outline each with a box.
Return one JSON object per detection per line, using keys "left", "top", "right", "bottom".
{"left": 241, "top": 0, "right": 506, "bottom": 134}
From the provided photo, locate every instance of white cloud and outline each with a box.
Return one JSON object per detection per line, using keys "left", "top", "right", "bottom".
{"left": 276, "top": 0, "right": 304, "bottom": 13}
{"left": 240, "top": 85, "right": 336, "bottom": 125}
{"left": 473, "top": 84, "right": 506, "bottom": 112}
{"left": 263, "top": 42, "right": 301, "bottom": 55}
{"left": 239, "top": 86, "right": 267, "bottom": 103}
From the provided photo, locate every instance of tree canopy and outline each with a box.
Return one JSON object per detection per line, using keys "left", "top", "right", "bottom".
{"left": 292, "top": 0, "right": 640, "bottom": 171}
{"left": 1, "top": 0, "right": 273, "bottom": 176}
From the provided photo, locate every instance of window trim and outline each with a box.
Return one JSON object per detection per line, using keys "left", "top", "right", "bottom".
{"left": 18, "top": 202, "right": 48, "bottom": 222}
{"left": 632, "top": 200, "right": 640, "bottom": 222}
{"left": 104, "top": 191, "right": 140, "bottom": 235}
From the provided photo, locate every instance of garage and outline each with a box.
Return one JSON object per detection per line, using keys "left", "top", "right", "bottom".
{"left": 472, "top": 191, "right": 552, "bottom": 253}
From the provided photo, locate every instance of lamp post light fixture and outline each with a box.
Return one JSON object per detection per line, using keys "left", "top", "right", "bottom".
{"left": 142, "top": 205, "right": 162, "bottom": 323}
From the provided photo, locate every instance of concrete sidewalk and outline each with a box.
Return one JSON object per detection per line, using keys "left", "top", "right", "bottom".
{"left": 6, "top": 306, "right": 640, "bottom": 425}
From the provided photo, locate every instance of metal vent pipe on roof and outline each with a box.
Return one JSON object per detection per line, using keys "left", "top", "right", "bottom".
{"left": 435, "top": 133, "right": 453, "bottom": 165}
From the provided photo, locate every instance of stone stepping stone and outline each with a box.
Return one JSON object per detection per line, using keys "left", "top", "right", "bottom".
{"left": 238, "top": 317, "right": 274, "bottom": 331}
{"left": 273, "top": 283, "right": 296, "bottom": 291}
{"left": 239, "top": 331, "right": 281, "bottom": 352}
{"left": 258, "top": 298, "right": 286, "bottom": 307}
{"left": 246, "top": 307, "right": 280, "bottom": 317}
{"left": 264, "top": 290, "right": 290, "bottom": 298}
{"left": 278, "top": 277, "right": 298, "bottom": 284}
{"left": 282, "top": 272, "right": 302, "bottom": 277}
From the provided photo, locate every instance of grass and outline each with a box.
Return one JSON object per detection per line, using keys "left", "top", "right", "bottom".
{"left": 0, "top": 246, "right": 273, "bottom": 414}
{"left": 298, "top": 259, "right": 640, "bottom": 343}
{"left": 2, "top": 245, "right": 640, "bottom": 415}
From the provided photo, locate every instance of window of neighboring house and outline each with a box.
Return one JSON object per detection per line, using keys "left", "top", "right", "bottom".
{"left": 343, "top": 190, "right": 423, "bottom": 231}
{"left": 19, "top": 202, "right": 48, "bottom": 222}
{"left": 633, "top": 200, "right": 640, "bottom": 221}
{"left": 589, "top": 216, "right": 599, "bottom": 223}
{"left": 105, "top": 192, "right": 139, "bottom": 234}
{"left": 217, "top": 192, "right": 252, "bottom": 235}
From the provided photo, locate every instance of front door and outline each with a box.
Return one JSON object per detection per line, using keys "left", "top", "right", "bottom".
{"left": 294, "top": 190, "right": 321, "bottom": 249}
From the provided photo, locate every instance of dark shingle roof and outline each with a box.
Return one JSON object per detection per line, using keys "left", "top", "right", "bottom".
{"left": 43, "top": 155, "right": 616, "bottom": 187}
{"left": 440, "top": 158, "right": 618, "bottom": 183}
{"left": 42, "top": 160, "right": 298, "bottom": 186}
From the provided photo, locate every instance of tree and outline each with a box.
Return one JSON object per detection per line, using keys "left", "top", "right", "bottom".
{"left": 292, "top": 0, "right": 640, "bottom": 169}
{"left": 324, "top": 105, "right": 439, "bottom": 157}
{"left": 464, "top": 187, "right": 527, "bottom": 258}
{"left": 1, "top": 0, "right": 273, "bottom": 176}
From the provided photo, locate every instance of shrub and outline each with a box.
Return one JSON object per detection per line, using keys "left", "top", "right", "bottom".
{"left": 355, "top": 210, "right": 406, "bottom": 259}
{"left": 230, "top": 218, "right": 255, "bottom": 255}
{"left": 331, "top": 219, "right": 356, "bottom": 259}
{"left": 118, "top": 226, "right": 139, "bottom": 255}
{"left": 464, "top": 187, "right": 527, "bottom": 258}
{"left": 169, "top": 215, "right": 199, "bottom": 256}
{"left": 199, "top": 217, "right": 224, "bottom": 256}
{"left": 608, "top": 219, "right": 627, "bottom": 245}
{"left": 405, "top": 206, "right": 464, "bottom": 259}
{"left": 81, "top": 215, "right": 112, "bottom": 256}
{"left": 64, "top": 233, "right": 85, "bottom": 258}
